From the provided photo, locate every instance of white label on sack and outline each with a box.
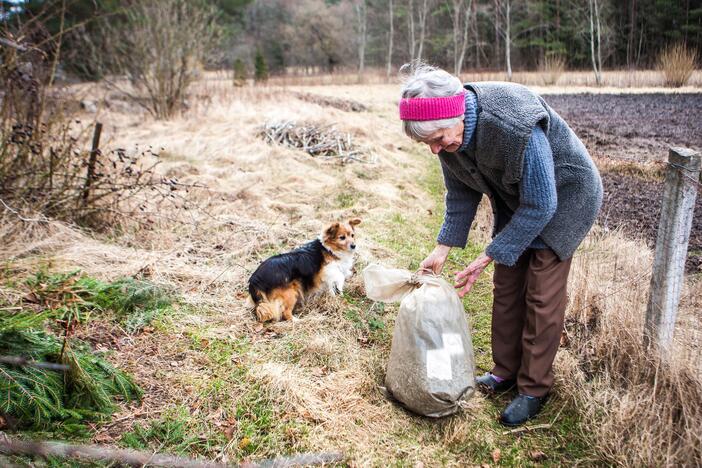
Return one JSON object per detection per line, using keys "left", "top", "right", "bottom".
{"left": 442, "top": 333, "right": 464, "bottom": 356}
{"left": 426, "top": 349, "right": 452, "bottom": 380}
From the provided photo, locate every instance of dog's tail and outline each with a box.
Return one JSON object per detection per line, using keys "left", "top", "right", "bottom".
{"left": 249, "top": 288, "right": 283, "bottom": 322}
{"left": 255, "top": 295, "right": 284, "bottom": 322}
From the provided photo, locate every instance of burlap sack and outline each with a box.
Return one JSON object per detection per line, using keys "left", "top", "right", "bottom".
{"left": 363, "top": 264, "right": 475, "bottom": 417}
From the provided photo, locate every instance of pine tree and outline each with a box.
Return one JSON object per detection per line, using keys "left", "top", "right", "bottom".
{"left": 233, "top": 58, "right": 247, "bottom": 86}
{"left": 254, "top": 50, "right": 269, "bottom": 82}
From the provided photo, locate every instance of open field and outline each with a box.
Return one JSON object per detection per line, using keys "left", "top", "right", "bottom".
{"left": 266, "top": 68, "right": 702, "bottom": 91}
{"left": 2, "top": 76, "right": 701, "bottom": 466}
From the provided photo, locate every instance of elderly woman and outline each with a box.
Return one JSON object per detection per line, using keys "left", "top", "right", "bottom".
{"left": 399, "top": 64, "right": 602, "bottom": 426}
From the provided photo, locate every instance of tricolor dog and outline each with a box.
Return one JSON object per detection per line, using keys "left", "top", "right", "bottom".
{"left": 248, "top": 218, "right": 361, "bottom": 322}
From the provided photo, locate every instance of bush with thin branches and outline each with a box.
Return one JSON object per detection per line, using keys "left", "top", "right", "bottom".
{"left": 538, "top": 54, "right": 566, "bottom": 85}
{"left": 1, "top": 10, "right": 200, "bottom": 229}
{"left": 102, "top": 0, "right": 220, "bottom": 119}
{"left": 657, "top": 43, "right": 698, "bottom": 87}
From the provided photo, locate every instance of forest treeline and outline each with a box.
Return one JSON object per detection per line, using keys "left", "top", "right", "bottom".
{"left": 2, "top": 0, "right": 701, "bottom": 79}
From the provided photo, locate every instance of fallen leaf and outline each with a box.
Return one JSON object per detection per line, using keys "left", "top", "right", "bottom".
{"left": 492, "top": 448, "right": 501, "bottom": 464}
{"left": 529, "top": 450, "right": 546, "bottom": 461}
{"left": 253, "top": 323, "right": 263, "bottom": 333}
{"left": 23, "top": 292, "right": 39, "bottom": 303}
{"left": 224, "top": 425, "right": 236, "bottom": 441}
{"left": 93, "top": 432, "right": 113, "bottom": 443}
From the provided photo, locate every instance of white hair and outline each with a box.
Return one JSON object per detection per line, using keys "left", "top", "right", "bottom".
{"left": 399, "top": 62, "right": 464, "bottom": 141}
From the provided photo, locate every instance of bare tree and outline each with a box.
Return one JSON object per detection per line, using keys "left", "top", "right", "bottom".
{"left": 416, "top": 0, "right": 431, "bottom": 61}
{"left": 451, "top": 0, "right": 473, "bottom": 75}
{"left": 407, "top": 0, "right": 416, "bottom": 61}
{"left": 589, "top": 0, "right": 603, "bottom": 85}
{"left": 471, "top": 0, "right": 481, "bottom": 68}
{"left": 494, "top": 0, "right": 513, "bottom": 80}
{"left": 102, "top": 0, "right": 219, "bottom": 119}
{"left": 627, "top": 0, "right": 637, "bottom": 68}
{"left": 387, "top": 0, "right": 395, "bottom": 77}
{"left": 355, "top": 0, "right": 368, "bottom": 76}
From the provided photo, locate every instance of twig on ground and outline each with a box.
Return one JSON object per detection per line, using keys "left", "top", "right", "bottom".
{"left": 0, "top": 432, "right": 345, "bottom": 467}
{"left": 0, "top": 198, "right": 49, "bottom": 223}
{"left": 502, "top": 423, "right": 552, "bottom": 435}
{"left": 0, "top": 355, "right": 69, "bottom": 372}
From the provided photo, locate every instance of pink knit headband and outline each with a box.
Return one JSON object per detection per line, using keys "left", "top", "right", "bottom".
{"left": 399, "top": 91, "right": 466, "bottom": 121}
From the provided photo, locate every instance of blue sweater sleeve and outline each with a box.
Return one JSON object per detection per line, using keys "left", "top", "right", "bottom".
{"left": 485, "top": 126, "right": 557, "bottom": 266}
{"left": 437, "top": 163, "right": 483, "bottom": 247}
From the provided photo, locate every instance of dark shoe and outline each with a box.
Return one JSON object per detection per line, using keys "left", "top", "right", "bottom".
{"left": 475, "top": 372, "right": 516, "bottom": 395}
{"left": 500, "top": 393, "right": 548, "bottom": 426}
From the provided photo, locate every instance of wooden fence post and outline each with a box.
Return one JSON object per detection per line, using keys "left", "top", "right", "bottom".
{"left": 82, "top": 122, "right": 103, "bottom": 207}
{"left": 645, "top": 147, "right": 701, "bottom": 356}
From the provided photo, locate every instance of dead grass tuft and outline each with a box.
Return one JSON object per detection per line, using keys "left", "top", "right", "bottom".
{"left": 562, "top": 228, "right": 702, "bottom": 466}
{"left": 658, "top": 43, "right": 699, "bottom": 88}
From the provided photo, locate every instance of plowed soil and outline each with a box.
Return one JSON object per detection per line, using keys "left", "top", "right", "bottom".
{"left": 544, "top": 93, "right": 702, "bottom": 272}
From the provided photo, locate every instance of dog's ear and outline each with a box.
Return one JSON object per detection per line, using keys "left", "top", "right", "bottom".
{"left": 324, "top": 222, "right": 340, "bottom": 239}
{"left": 349, "top": 218, "right": 362, "bottom": 227}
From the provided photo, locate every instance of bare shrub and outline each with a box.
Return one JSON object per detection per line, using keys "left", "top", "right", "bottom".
{"left": 538, "top": 54, "right": 566, "bottom": 85}
{"left": 101, "top": 0, "right": 219, "bottom": 119}
{"left": 658, "top": 43, "right": 698, "bottom": 87}
{"left": 0, "top": 19, "right": 196, "bottom": 229}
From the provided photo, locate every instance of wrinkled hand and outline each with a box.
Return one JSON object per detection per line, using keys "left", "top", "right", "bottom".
{"left": 454, "top": 252, "right": 493, "bottom": 297}
{"left": 419, "top": 244, "right": 451, "bottom": 275}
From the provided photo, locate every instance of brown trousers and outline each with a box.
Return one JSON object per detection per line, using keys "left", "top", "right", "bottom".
{"left": 491, "top": 248, "right": 572, "bottom": 397}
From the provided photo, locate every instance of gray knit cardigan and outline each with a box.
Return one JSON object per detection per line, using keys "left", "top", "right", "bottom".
{"left": 437, "top": 82, "right": 603, "bottom": 261}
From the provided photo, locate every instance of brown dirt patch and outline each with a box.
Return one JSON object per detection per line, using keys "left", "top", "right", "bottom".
{"left": 544, "top": 93, "right": 702, "bottom": 162}
{"left": 543, "top": 93, "right": 702, "bottom": 273}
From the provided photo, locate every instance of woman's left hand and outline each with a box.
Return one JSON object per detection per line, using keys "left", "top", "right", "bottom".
{"left": 454, "top": 252, "right": 493, "bottom": 298}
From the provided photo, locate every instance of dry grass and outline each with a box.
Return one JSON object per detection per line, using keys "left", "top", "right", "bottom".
{"left": 562, "top": 228, "right": 702, "bottom": 465}
{"left": 259, "top": 67, "right": 702, "bottom": 90}
{"left": 2, "top": 78, "right": 701, "bottom": 466}
{"left": 538, "top": 55, "right": 567, "bottom": 86}
{"left": 658, "top": 43, "right": 699, "bottom": 87}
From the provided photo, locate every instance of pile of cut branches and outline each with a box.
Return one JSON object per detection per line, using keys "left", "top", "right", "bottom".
{"left": 292, "top": 92, "right": 368, "bottom": 112}
{"left": 259, "top": 121, "right": 375, "bottom": 164}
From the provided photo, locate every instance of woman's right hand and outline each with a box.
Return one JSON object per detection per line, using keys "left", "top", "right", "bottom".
{"left": 419, "top": 244, "right": 451, "bottom": 274}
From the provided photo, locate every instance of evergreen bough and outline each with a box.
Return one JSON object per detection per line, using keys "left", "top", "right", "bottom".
{"left": 0, "top": 270, "right": 173, "bottom": 429}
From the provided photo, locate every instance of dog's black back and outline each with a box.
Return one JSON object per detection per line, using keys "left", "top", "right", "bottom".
{"left": 248, "top": 239, "right": 325, "bottom": 303}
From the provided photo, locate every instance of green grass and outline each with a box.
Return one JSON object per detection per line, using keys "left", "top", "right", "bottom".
{"left": 165, "top": 329, "right": 314, "bottom": 460}
{"left": 366, "top": 151, "right": 595, "bottom": 466}
{"left": 23, "top": 269, "right": 173, "bottom": 333}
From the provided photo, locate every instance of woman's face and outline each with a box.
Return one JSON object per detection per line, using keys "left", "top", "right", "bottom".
{"left": 419, "top": 121, "right": 465, "bottom": 154}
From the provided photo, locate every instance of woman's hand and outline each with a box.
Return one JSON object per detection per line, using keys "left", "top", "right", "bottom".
{"left": 454, "top": 252, "right": 493, "bottom": 297}
{"left": 419, "top": 244, "right": 452, "bottom": 274}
